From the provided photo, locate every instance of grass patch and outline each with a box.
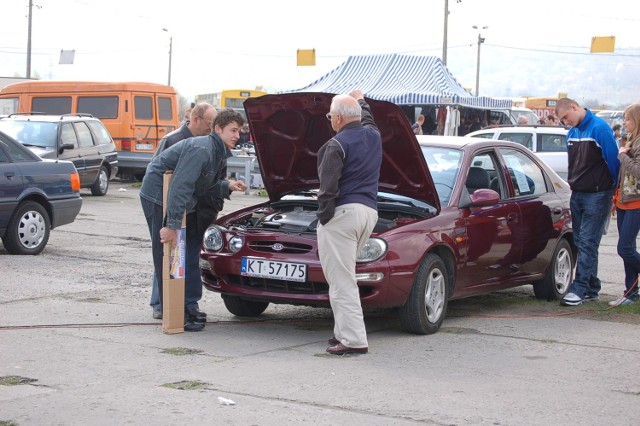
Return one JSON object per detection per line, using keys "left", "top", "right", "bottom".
{"left": 0, "top": 421, "right": 18, "bottom": 426}
{"left": 160, "top": 347, "right": 204, "bottom": 356}
{"left": 161, "top": 380, "right": 210, "bottom": 391}
{"left": 253, "top": 189, "right": 268, "bottom": 197}
{"left": 130, "top": 181, "right": 142, "bottom": 188}
{"left": 0, "top": 376, "right": 37, "bottom": 386}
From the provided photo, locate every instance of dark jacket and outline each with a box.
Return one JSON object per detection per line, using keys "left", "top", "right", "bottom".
{"left": 140, "top": 133, "right": 230, "bottom": 229}
{"left": 316, "top": 99, "right": 382, "bottom": 225}
{"left": 567, "top": 109, "right": 619, "bottom": 192}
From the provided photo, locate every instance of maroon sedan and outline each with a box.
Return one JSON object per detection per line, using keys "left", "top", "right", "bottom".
{"left": 200, "top": 93, "right": 574, "bottom": 334}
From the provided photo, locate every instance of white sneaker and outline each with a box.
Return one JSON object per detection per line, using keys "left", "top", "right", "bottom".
{"left": 561, "top": 292, "right": 583, "bottom": 306}
{"left": 608, "top": 296, "right": 636, "bottom": 307}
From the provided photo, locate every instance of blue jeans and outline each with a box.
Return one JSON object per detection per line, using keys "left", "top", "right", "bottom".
{"left": 568, "top": 190, "right": 613, "bottom": 298}
{"left": 616, "top": 208, "right": 640, "bottom": 300}
{"left": 140, "top": 198, "right": 203, "bottom": 311}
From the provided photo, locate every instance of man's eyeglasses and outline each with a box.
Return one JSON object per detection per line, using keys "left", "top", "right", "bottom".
{"left": 326, "top": 113, "right": 340, "bottom": 121}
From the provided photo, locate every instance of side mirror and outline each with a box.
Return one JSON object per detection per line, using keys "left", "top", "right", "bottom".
{"left": 58, "top": 143, "right": 74, "bottom": 154}
{"left": 459, "top": 188, "right": 500, "bottom": 208}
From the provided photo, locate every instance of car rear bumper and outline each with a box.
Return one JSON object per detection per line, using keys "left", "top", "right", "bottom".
{"left": 49, "top": 196, "right": 82, "bottom": 229}
{"left": 116, "top": 151, "right": 152, "bottom": 175}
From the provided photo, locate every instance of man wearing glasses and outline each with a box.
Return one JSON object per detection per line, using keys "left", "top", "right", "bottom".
{"left": 317, "top": 90, "right": 382, "bottom": 355}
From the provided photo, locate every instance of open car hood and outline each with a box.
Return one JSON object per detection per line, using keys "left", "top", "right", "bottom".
{"left": 244, "top": 92, "right": 439, "bottom": 211}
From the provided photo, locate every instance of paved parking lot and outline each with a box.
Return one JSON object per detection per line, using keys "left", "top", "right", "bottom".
{"left": 1, "top": 181, "right": 639, "bottom": 425}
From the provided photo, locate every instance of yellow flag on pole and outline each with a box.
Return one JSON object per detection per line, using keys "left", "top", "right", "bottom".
{"left": 590, "top": 36, "right": 615, "bottom": 53}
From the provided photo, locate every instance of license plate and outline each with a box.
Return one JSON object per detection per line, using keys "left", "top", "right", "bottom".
{"left": 135, "top": 143, "right": 154, "bottom": 150}
{"left": 241, "top": 257, "right": 307, "bottom": 282}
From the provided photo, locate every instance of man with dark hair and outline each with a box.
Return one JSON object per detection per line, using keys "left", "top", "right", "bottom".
{"left": 555, "top": 98, "right": 619, "bottom": 306}
{"left": 140, "top": 109, "right": 247, "bottom": 330}
{"left": 318, "top": 90, "right": 381, "bottom": 355}
{"left": 146, "top": 102, "right": 219, "bottom": 323}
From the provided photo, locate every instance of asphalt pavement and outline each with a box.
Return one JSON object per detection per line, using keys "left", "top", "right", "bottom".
{"left": 1, "top": 181, "right": 639, "bottom": 426}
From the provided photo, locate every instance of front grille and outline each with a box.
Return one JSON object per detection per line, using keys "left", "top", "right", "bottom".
{"left": 227, "top": 274, "right": 328, "bottom": 294}
{"left": 248, "top": 240, "right": 313, "bottom": 254}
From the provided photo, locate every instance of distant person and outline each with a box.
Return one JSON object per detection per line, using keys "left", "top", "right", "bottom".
{"left": 238, "top": 122, "right": 252, "bottom": 147}
{"left": 612, "top": 123, "right": 622, "bottom": 146}
{"left": 537, "top": 117, "right": 546, "bottom": 125}
{"left": 469, "top": 116, "right": 482, "bottom": 132}
{"left": 610, "top": 104, "right": 640, "bottom": 307}
{"left": 140, "top": 109, "right": 248, "bottom": 330}
{"left": 412, "top": 114, "right": 425, "bottom": 135}
{"left": 517, "top": 116, "right": 529, "bottom": 125}
{"left": 424, "top": 113, "right": 437, "bottom": 135}
{"left": 458, "top": 116, "right": 469, "bottom": 136}
{"left": 180, "top": 107, "right": 192, "bottom": 126}
{"left": 318, "top": 89, "right": 381, "bottom": 355}
{"left": 545, "top": 114, "right": 559, "bottom": 126}
{"left": 555, "top": 98, "right": 619, "bottom": 306}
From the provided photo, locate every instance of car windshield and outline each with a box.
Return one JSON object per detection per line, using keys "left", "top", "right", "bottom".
{"left": 421, "top": 146, "right": 462, "bottom": 205}
{"left": 0, "top": 121, "right": 58, "bottom": 148}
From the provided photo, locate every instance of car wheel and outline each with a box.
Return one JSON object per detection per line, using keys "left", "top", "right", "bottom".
{"left": 399, "top": 253, "right": 449, "bottom": 335}
{"left": 3, "top": 201, "right": 51, "bottom": 255}
{"left": 533, "top": 238, "right": 573, "bottom": 301}
{"left": 222, "top": 295, "right": 269, "bottom": 316}
{"left": 90, "top": 165, "right": 109, "bottom": 196}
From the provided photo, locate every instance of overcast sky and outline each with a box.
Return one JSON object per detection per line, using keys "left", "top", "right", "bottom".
{"left": 2, "top": 0, "right": 639, "bottom": 106}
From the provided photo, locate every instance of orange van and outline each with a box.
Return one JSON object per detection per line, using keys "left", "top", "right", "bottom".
{"left": 0, "top": 81, "right": 179, "bottom": 178}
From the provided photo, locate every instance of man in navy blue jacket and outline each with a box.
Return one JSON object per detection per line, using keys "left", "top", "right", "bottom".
{"left": 317, "top": 90, "right": 382, "bottom": 355}
{"left": 555, "top": 98, "right": 620, "bottom": 306}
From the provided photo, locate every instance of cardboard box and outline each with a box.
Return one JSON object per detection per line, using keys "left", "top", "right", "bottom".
{"left": 162, "top": 172, "right": 186, "bottom": 334}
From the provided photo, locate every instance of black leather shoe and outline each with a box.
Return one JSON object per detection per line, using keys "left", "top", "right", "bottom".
{"left": 185, "top": 308, "right": 206, "bottom": 323}
{"left": 326, "top": 343, "right": 368, "bottom": 355}
{"left": 184, "top": 320, "right": 205, "bottom": 332}
{"left": 185, "top": 307, "right": 207, "bottom": 320}
{"left": 152, "top": 309, "right": 162, "bottom": 320}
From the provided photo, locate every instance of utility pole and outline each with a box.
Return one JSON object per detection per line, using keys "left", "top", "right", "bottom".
{"left": 27, "top": 0, "right": 33, "bottom": 78}
{"left": 473, "top": 25, "right": 487, "bottom": 96}
{"left": 442, "top": 0, "right": 449, "bottom": 65}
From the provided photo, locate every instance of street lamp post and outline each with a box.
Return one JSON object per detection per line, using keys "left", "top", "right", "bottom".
{"left": 473, "top": 25, "right": 488, "bottom": 96}
{"left": 162, "top": 28, "right": 172, "bottom": 86}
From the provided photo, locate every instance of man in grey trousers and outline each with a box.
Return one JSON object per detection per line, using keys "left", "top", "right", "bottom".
{"left": 317, "top": 90, "right": 382, "bottom": 355}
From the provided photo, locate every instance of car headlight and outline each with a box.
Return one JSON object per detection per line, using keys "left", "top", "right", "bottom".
{"left": 356, "top": 237, "right": 387, "bottom": 263}
{"left": 203, "top": 226, "right": 223, "bottom": 251}
{"left": 229, "top": 236, "right": 243, "bottom": 253}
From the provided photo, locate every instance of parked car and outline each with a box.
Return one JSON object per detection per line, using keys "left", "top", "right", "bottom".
{"left": 466, "top": 125, "right": 569, "bottom": 180}
{"left": 0, "top": 130, "right": 82, "bottom": 255}
{"left": 0, "top": 113, "right": 118, "bottom": 195}
{"left": 199, "top": 93, "right": 575, "bottom": 335}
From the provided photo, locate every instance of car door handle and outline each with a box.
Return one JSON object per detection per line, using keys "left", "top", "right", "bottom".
{"left": 506, "top": 212, "right": 518, "bottom": 223}
{"left": 5, "top": 171, "right": 15, "bottom": 179}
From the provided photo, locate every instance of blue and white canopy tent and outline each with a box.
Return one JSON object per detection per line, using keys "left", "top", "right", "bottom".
{"left": 286, "top": 53, "right": 511, "bottom": 110}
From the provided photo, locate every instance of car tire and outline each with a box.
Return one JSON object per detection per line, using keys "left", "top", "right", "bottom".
{"left": 90, "top": 165, "right": 109, "bottom": 196}
{"left": 222, "top": 295, "right": 269, "bottom": 316}
{"left": 3, "top": 201, "right": 51, "bottom": 255}
{"left": 399, "top": 253, "right": 449, "bottom": 335}
{"left": 533, "top": 238, "right": 573, "bottom": 301}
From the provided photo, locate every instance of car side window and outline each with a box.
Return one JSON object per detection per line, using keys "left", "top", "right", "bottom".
{"left": 74, "top": 122, "right": 95, "bottom": 148}
{"left": 470, "top": 133, "right": 494, "bottom": 139}
{"left": 86, "top": 121, "right": 113, "bottom": 145}
{"left": 538, "top": 134, "right": 567, "bottom": 152}
{"left": 60, "top": 123, "right": 79, "bottom": 149}
{"left": 468, "top": 152, "right": 501, "bottom": 197}
{"left": 0, "top": 135, "right": 32, "bottom": 162}
{"left": 498, "top": 133, "right": 533, "bottom": 150}
{"left": 499, "top": 148, "right": 548, "bottom": 196}
{"left": 0, "top": 142, "right": 8, "bottom": 162}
